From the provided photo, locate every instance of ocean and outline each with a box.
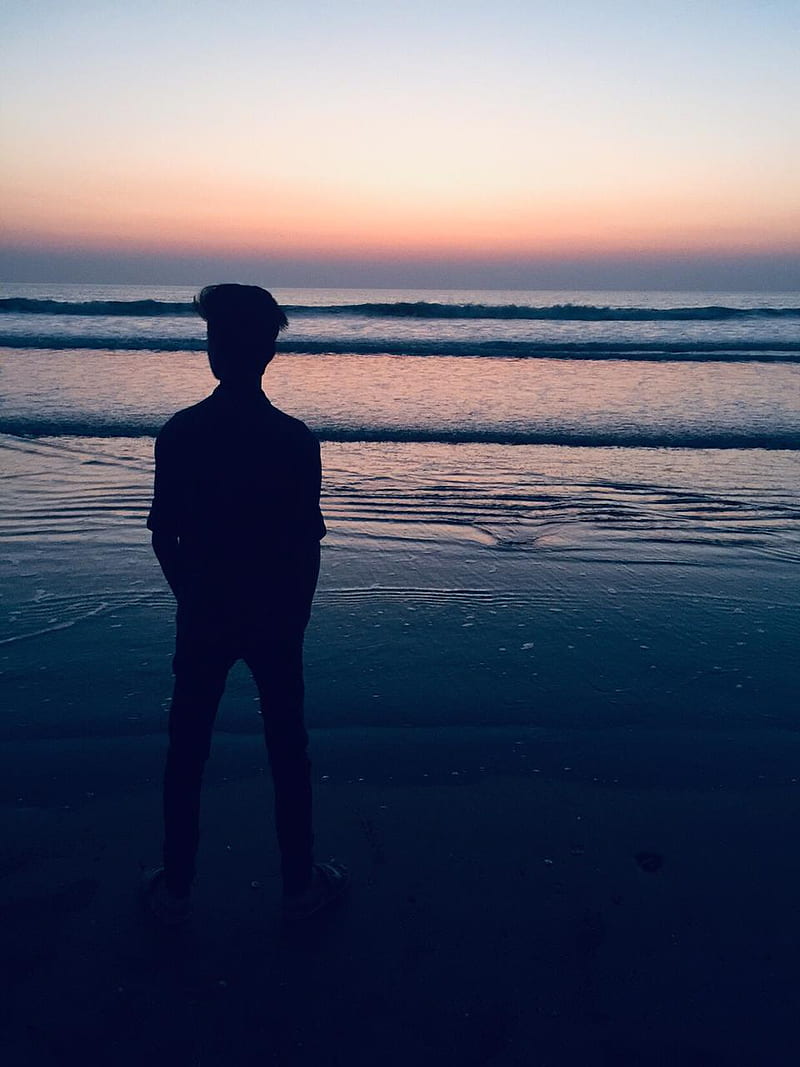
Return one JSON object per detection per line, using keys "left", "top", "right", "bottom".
{"left": 1, "top": 282, "right": 798, "bottom": 740}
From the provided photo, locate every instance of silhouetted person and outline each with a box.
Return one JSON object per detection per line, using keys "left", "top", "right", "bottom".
{"left": 143, "top": 283, "right": 347, "bottom": 923}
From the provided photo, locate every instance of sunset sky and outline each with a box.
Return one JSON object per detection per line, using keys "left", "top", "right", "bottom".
{"left": 2, "top": 0, "right": 799, "bottom": 288}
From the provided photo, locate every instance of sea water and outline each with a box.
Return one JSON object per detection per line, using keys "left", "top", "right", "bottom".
{"left": 1, "top": 284, "right": 798, "bottom": 738}
{"left": 1, "top": 283, "right": 798, "bottom": 545}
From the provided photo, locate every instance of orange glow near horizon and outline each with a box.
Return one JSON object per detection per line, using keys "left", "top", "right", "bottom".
{"left": 5, "top": 163, "right": 799, "bottom": 262}
{"left": 2, "top": 3, "right": 799, "bottom": 280}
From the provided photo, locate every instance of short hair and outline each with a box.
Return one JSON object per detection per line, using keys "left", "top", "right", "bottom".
{"left": 193, "top": 283, "right": 288, "bottom": 343}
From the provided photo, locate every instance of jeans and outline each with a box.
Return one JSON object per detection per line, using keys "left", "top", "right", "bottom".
{"left": 162, "top": 611, "right": 313, "bottom": 897}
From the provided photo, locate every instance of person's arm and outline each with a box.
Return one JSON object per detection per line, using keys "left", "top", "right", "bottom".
{"left": 308, "top": 435, "right": 326, "bottom": 541}
{"left": 277, "top": 433, "right": 324, "bottom": 622}
{"left": 147, "top": 426, "right": 184, "bottom": 600}
{"left": 151, "top": 530, "right": 183, "bottom": 600}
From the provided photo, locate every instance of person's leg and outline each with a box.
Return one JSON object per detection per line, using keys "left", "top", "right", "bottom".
{"left": 163, "top": 629, "right": 233, "bottom": 896}
{"left": 244, "top": 633, "right": 313, "bottom": 896}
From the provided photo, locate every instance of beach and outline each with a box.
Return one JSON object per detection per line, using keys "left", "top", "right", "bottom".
{"left": 3, "top": 522, "right": 800, "bottom": 1065}
{"left": 2, "top": 286, "right": 800, "bottom": 1064}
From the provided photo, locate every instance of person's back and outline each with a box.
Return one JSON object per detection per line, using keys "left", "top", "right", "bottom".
{"left": 143, "top": 284, "right": 347, "bottom": 925}
{"left": 150, "top": 382, "right": 325, "bottom": 629}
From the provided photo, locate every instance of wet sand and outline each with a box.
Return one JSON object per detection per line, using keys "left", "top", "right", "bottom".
{"left": 3, "top": 732, "right": 800, "bottom": 1066}
{"left": 2, "top": 525, "right": 800, "bottom": 1065}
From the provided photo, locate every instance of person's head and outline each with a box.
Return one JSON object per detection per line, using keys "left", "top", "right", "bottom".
{"left": 193, "top": 283, "right": 288, "bottom": 384}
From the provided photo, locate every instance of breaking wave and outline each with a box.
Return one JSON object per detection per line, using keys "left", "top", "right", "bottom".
{"left": 1, "top": 333, "right": 797, "bottom": 362}
{"left": 1, "top": 420, "right": 797, "bottom": 449}
{"left": 3, "top": 297, "right": 800, "bottom": 321}
{"left": 0, "top": 298, "right": 192, "bottom": 317}
{"left": 292, "top": 302, "right": 800, "bottom": 322}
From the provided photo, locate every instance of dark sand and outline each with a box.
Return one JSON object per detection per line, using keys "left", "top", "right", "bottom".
{"left": 2, "top": 537, "right": 800, "bottom": 1065}
{"left": 3, "top": 735, "right": 800, "bottom": 1066}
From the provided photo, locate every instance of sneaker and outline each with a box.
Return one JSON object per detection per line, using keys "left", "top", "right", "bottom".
{"left": 141, "top": 866, "right": 191, "bottom": 926}
{"left": 282, "top": 861, "right": 350, "bottom": 921}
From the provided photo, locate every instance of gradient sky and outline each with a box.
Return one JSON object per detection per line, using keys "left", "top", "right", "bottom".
{"left": 2, "top": 0, "right": 799, "bottom": 288}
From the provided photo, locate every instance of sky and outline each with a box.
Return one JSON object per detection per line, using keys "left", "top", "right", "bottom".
{"left": 1, "top": 0, "right": 799, "bottom": 289}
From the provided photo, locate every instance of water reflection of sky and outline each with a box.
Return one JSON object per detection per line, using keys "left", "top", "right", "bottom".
{"left": 2, "top": 348, "right": 799, "bottom": 447}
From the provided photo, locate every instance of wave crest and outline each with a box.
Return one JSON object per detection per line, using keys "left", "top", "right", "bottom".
{"left": 0, "top": 298, "right": 193, "bottom": 317}
{"left": 295, "top": 301, "right": 800, "bottom": 322}
{"left": 2, "top": 421, "right": 797, "bottom": 450}
{"left": 3, "top": 297, "right": 800, "bottom": 322}
{"left": 1, "top": 333, "right": 797, "bottom": 362}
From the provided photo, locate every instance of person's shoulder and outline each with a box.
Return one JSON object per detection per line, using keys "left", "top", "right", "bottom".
{"left": 155, "top": 397, "right": 216, "bottom": 444}
{"left": 267, "top": 404, "right": 320, "bottom": 446}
